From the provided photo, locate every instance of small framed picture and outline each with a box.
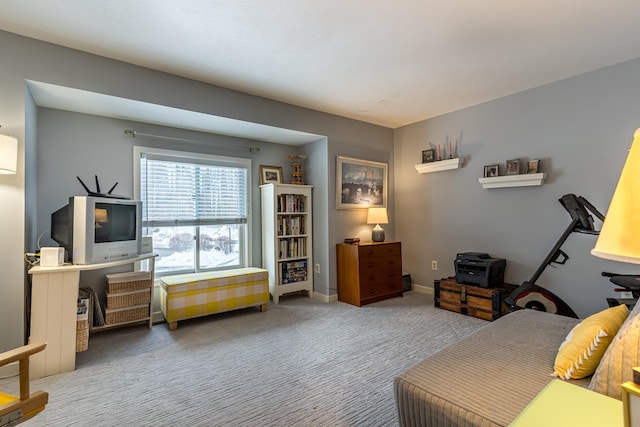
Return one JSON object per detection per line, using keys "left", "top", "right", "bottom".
{"left": 259, "top": 165, "right": 283, "bottom": 184}
{"left": 527, "top": 160, "right": 540, "bottom": 174}
{"left": 506, "top": 159, "right": 520, "bottom": 175}
{"left": 422, "top": 149, "right": 435, "bottom": 163}
{"left": 484, "top": 164, "right": 499, "bottom": 178}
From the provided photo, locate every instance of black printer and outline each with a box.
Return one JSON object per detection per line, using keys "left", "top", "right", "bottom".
{"left": 454, "top": 252, "right": 506, "bottom": 288}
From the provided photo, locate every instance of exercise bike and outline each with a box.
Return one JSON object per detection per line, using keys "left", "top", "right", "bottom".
{"left": 504, "top": 194, "right": 605, "bottom": 318}
{"left": 601, "top": 271, "right": 640, "bottom": 310}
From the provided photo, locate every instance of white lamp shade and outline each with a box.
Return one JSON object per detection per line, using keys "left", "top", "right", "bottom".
{"left": 592, "top": 128, "right": 640, "bottom": 263}
{"left": 0, "top": 135, "right": 18, "bottom": 174}
{"left": 367, "top": 207, "right": 388, "bottom": 225}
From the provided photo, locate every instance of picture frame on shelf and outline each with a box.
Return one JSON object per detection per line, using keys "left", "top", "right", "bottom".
{"left": 260, "top": 165, "right": 283, "bottom": 184}
{"left": 483, "top": 164, "right": 499, "bottom": 178}
{"left": 422, "top": 149, "right": 435, "bottom": 163}
{"left": 336, "top": 156, "right": 387, "bottom": 209}
{"left": 506, "top": 159, "right": 520, "bottom": 175}
{"left": 527, "top": 160, "right": 540, "bottom": 174}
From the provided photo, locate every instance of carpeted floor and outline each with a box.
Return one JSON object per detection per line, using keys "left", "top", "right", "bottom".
{"left": 4, "top": 291, "right": 487, "bottom": 426}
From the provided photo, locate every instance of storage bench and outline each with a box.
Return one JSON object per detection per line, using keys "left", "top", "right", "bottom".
{"left": 159, "top": 267, "right": 269, "bottom": 330}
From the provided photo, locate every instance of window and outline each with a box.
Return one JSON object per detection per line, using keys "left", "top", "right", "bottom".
{"left": 134, "top": 147, "right": 251, "bottom": 276}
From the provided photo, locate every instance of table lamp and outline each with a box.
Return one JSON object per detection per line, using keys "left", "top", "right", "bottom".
{"left": 592, "top": 128, "right": 640, "bottom": 263}
{"left": 367, "top": 207, "right": 388, "bottom": 242}
{"left": 0, "top": 134, "right": 18, "bottom": 174}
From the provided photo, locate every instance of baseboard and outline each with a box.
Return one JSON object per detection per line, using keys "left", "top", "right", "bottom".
{"left": 0, "top": 361, "right": 18, "bottom": 379}
{"left": 152, "top": 310, "right": 165, "bottom": 324}
{"left": 313, "top": 292, "right": 338, "bottom": 303}
{"left": 412, "top": 284, "right": 434, "bottom": 296}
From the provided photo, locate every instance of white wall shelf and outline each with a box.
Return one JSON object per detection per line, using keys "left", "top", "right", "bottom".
{"left": 415, "top": 158, "right": 464, "bottom": 174}
{"left": 478, "top": 173, "right": 547, "bottom": 189}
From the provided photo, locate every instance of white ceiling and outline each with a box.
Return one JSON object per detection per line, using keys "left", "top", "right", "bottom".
{"left": 3, "top": 1, "right": 640, "bottom": 129}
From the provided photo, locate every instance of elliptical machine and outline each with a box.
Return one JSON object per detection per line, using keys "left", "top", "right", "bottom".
{"left": 504, "top": 194, "right": 605, "bottom": 318}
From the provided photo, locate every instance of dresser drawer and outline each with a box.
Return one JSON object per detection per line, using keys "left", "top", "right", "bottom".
{"left": 358, "top": 243, "right": 401, "bottom": 271}
{"left": 360, "top": 274, "right": 402, "bottom": 298}
{"left": 358, "top": 242, "right": 401, "bottom": 259}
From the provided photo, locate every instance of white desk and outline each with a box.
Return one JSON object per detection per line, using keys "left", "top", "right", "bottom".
{"left": 510, "top": 379, "right": 623, "bottom": 426}
{"left": 28, "top": 253, "right": 155, "bottom": 379}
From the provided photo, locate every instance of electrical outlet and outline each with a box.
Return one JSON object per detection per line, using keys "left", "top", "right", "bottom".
{"left": 431, "top": 260, "right": 438, "bottom": 270}
{"left": 315, "top": 263, "right": 320, "bottom": 273}
{"left": 621, "top": 291, "right": 633, "bottom": 299}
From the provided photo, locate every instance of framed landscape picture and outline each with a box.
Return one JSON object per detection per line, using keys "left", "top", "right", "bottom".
{"left": 336, "top": 156, "right": 387, "bottom": 209}
{"left": 259, "top": 165, "right": 283, "bottom": 184}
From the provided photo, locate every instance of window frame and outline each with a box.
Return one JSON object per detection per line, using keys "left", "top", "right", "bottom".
{"left": 133, "top": 146, "right": 252, "bottom": 276}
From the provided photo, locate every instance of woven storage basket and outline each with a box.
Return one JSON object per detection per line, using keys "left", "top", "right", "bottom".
{"left": 105, "top": 304, "right": 149, "bottom": 325}
{"left": 106, "top": 271, "right": 152, "bottom": 293}
{"left": 76, "top": 321, "right": 89, "bottom": 352}
{"left": 106, "top": 288, "right": 151, "bottom": 309}
{"left": 76, "top": 299, "right": 90, "bottom": 352}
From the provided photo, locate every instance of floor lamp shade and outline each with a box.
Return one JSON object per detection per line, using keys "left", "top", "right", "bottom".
{"left": 591, "top": 128, "right": 640, "bottom": 264}
{"left": 0, "top": 135, "right": 17, "bottom": 174}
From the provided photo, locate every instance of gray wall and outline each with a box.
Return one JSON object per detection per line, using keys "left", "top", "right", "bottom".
{"left": 394, "top": 57, "right": 640, "bottom": 318}
{"left": 35, "top": 108, "right": 303, "bottom": 270}
{"left": 0, "top": 30, "right": 392, "bottom": 352}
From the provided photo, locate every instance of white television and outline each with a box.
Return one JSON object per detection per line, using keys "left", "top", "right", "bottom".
{"left": 51, "top": 196, "right": 142, "bottom": 265}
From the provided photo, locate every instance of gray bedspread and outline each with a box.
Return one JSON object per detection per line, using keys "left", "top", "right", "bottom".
{"left": 394, "top": 309, "right": 588, "bottom": 426}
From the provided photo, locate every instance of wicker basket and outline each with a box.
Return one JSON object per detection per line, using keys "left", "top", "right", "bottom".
{"left": 106, "top": 288, "right": 151, "bottom": 309}
{"left": 76, "top": 322, "right": 89, "bottom": 352}
{"left": 106, "top": 271, "right": 152, "bottom": 293}
{"left": 104, "top": 304, "right": 149, "bottom": 325}
{"left": 76, "top": 299, "right": 90, "bottom": 352}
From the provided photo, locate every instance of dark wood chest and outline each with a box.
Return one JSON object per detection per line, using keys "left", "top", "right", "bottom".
{"left": 434, "top": 277, "right": 517, "bottom": 321}
{"left": 336, "top": 241, "right": 403, "bottom": 306}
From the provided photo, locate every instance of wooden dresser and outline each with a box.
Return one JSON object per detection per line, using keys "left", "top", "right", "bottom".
{"left": 336, "top": 241, "right": 403, "bottom": 307}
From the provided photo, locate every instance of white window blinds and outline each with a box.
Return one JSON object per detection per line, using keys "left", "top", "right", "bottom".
{"left": 140, "top": 154, "right": 248, "bottom": 227}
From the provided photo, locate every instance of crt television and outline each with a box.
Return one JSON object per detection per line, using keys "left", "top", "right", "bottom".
{"left": 51, "top": 196, "right": 142, "bottom": 265}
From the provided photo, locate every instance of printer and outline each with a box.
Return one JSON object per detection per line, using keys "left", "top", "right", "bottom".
{"left": 454, "top": 252, "right": 506, "bottom": 288}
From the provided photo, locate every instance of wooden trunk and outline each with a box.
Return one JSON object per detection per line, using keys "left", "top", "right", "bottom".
{"left": 434, "top": 277, "right": 517, "bottom": 321}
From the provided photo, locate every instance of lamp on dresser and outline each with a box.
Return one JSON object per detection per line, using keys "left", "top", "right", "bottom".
{"left": 367, "top": 207, "right": 388, "bottom": 242}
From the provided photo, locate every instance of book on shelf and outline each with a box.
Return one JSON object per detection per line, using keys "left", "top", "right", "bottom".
{"left": 278, "top": 216, "right": 304, "bottom": 236}
{"left": 281, "top": 260, "right": 308, "bottom": 284}
{"left": 277, "top": 215, "right": 305, "bottom": 236}
{"left": 277, "top": 194, "right": 306, "bottom": 213}
{"left": 278, "top": 237, "right": 307, "bottom": 259}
